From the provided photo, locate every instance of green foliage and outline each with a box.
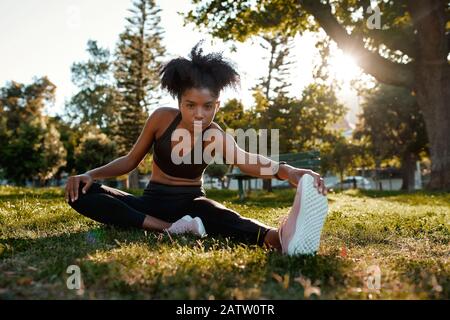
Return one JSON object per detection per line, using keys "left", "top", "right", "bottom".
{"left": 183, "top": 0, "right": 444, "bottom": 65}
{"left": 354, "top": 84, "right": 428, "bottom": 161}
{"left": 353, "top": 84, "right": 429, "bottom": 189}
{"left": 65, "top": 40, "right": 120, "bottom": 136}
{"left": 184, "top": 0, "right": 312, "bottom": 42}
{"left": 217, "top": 83, "right": 345, "bottom": 159}
{"left": 48, "top": 116, "right": 82, "bottom": 177}
{"left": 74, "top": 130, "right": 118, "bottom": 174}
{"left": 215, "top": 98, "right": 253, "bottom": 130}
{"left": 205, "top": 163, "right": 229, "bottom": 180}
{"left": 0, "top": 78, "right": 66, "bottom": 185}
{"left": 113, "top": 0, "right": 166, "bottom": 155}
{"left": 253, "top": 32, "right": 296, "bottom": 101}
{"left": 320, "top": 136, "right": 359, "bottom": 180}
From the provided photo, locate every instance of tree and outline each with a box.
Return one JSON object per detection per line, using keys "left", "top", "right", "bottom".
{"left": 0, "top": 78, "right": 66, "bottom": 186}
{"left": 214, "top": 98, "right": 252, "bottom": 130}
{"left": 74, "top": 129, "right": 118, "bottom": 175}
{"left": 184, "top": 0, "right": 450, "bottom": 190}
{"left": 48, "top": 115, "right": 85, "bottom": 179}
{"left": 114, "top": 0, "right": 166, "bottom": 189}
{"left": 65, "top": 40, "right": 120, "bottom": 136}
{"left": 321, "top": 136, "right": 358, "bottom": 186}
{"left": 205, "top": 164, "right": 229, "bottom": 189}
{"left": 354, "top": 84, "right": 428, "bottom": 191}
{"left": 253, "top": 32, "right": 296, "bottom": 101}
{"left": 252, "top": 32, "right": 296, "bottom": 191}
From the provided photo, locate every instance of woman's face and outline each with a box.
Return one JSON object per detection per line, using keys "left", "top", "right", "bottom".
{"left": 178, "top": 87, "right": 220, "bottom": 132}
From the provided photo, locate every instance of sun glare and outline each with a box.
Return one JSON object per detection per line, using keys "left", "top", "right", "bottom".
{"left": 328, "top": 52, "right": 362, "bottom": 83}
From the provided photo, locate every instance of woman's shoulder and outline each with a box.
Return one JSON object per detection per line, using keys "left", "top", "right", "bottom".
{"left": 150, "top": 107, "right": 180, "bottom": 126}
{"left": 151, "top": 107, "right": 179, "bottom": 119}
{"left": 150, "top": 107, "right": 180, "bottom": 140}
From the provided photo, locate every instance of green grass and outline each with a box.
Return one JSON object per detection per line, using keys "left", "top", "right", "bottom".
{"left": 0, "top": 186, "right": 448, "bottom": 299}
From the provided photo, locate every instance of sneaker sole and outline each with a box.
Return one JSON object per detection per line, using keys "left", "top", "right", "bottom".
{"left": 287, "top": 174, "right": 328, "bottom": 255}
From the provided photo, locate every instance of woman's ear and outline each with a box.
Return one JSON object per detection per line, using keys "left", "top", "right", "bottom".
{"left": 215, "top": 100, "right": 220, "bottom": 112}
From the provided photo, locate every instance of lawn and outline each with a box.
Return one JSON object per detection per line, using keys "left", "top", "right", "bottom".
{"left": 0, "top": 186, "right": 448, "bottom": 299}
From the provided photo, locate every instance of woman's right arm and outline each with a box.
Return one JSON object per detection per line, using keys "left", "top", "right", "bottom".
{"left": 65, "top": 108, "right": 166, "bottom": 202}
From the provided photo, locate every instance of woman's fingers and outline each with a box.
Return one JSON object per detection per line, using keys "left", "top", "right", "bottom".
{"left": 73, "top": 178, "right": 79, "bottom": 201}
{"left": 69, "top": 177, "right": 77, "bottom": 202}
{"left": 82, "top": 179, "right": 91, "bottom": 194}
{"left": 65, "top": 174, "right": 92, "bottom": 202}
{"left": 312, "top": 173, "right": 327, "bottom": 196}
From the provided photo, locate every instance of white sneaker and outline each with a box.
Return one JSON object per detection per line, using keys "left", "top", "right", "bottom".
{"left": 279, "top": 174, "right": 328, "bottom": 255}
{"left": 166, "top": 215, "right": 207, "bottom": 238}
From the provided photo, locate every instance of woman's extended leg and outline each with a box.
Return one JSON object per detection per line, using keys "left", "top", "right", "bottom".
{"left": 186, "top": 197, "right": 278, "bottom": 248}
{"left": 184, "top": 175, "right": 327, "bottom": 253}
{"left": 68, "top": 181, "right": 171, "bottom": 231}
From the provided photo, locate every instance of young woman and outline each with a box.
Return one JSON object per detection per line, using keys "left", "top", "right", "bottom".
{"left": 65, "top": 42, "right": 328, "bottom": 255}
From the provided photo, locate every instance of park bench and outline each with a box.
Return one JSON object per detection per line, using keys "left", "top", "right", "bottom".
{"left": 226, "top": 150, "right": 321, "bottom": 200}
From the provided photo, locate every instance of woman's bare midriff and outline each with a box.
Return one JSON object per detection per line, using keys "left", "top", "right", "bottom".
{"left": 149, "top": 162, "right": 203, "bottom": 186}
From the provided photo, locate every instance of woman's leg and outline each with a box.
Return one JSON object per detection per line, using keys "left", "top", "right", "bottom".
{"left": 186, "top": 197, "right": 279, "bottom": 248}
{"left": 68, "top": 181, "right": 171, "bottom": 231}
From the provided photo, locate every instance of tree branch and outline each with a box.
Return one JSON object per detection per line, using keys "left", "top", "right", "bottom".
{"left": 299, "top": 0, "right": 415, "bottom": 88}
{"left": 368, "top": 29, "right": 417, "bottom": 59}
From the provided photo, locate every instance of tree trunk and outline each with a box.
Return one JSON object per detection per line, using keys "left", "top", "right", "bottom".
{"left": 409, "top": 0, "right": 450, "bottom": 190}
{"left": 127, "top": 168, "right": 140, "bottom": 190}
{"left": 263, "top": 179, "right": 272, "bottom": 192}
{"left": 414, "top": 70, "right": 450, "bottom": 190}
{"left": 400, "top": 153, "right": 416, "bottom": 191}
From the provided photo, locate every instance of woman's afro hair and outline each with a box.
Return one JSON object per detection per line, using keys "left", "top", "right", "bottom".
{"left": 160, "top": 40, "right": 240, "bottom": 101}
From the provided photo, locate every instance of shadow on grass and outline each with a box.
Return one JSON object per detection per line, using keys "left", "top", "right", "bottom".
{"left": 69, "top": 246, "right": 350, "bottom": 299}
{"left": 0, "top": 226, "right": 148, "bottom": 279}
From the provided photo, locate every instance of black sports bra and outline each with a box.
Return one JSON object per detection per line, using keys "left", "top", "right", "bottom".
{"left": 153, "top": 112, "right": 213, "bottom": 179}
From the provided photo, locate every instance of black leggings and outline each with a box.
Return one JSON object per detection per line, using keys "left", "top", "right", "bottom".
{"left": 68, "top": 181, "right": 271, "bottom": 246}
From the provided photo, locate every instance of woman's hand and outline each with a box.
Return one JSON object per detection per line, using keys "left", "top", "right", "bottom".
{"left": 287, "top": 168, "right": 327, "bottom": 196}
{"left": 65, "top": 173, "right": 93, "bottom": 202}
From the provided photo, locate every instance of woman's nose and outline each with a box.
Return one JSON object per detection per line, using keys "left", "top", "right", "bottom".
{"left": 193, "top": 109, "right": 204, "bottom": 121}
